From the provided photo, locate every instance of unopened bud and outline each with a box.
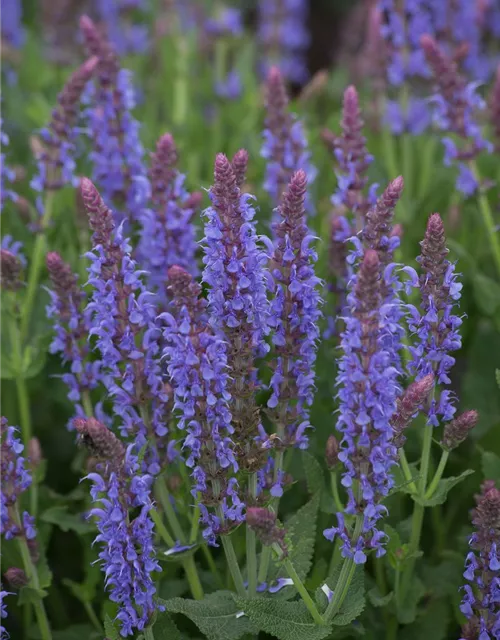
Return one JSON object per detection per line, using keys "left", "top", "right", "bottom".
{"left": 390, "top": 223, "right": 403, "bottom": 240}
{"left": 4, "top": 567, "right": 28, "bottom": 589}
{"left": 14, "top": 196, "right": 32, "bottom": 223}
{"left": 246, "top": 508, "right": 287, "bottom": 553}
{"left": 168, "top": 475, "right": 182, "bottom": 493}
{"left": 1, "top": 249, "right": 23, "bottom": 291}
{"left": 28, "top": 438, "right": 42, "bottom": 468}
{"left": 74, "top": 417, "right": 125, "bottom": 463}
{"left": 441, "top": 410, "right": 478, "bottom": 450}
{"left": 392, "top": 374, "right": 434, "bottom": 447}
{"left": 27, "top": 539, "right": 40, "bottom": 563}
{"left": 325, "top": 435, "right": 339, "bottom": 469}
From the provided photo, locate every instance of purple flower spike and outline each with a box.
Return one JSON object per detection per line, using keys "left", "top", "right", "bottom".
{"left": 80, "top": 16, "right": 150, "bottom": 228}
{"left": 459, "top": 481, "right": 500, "bottom": 640}
{"left": 1, "top": 120, "right": 18, "bottom": 212}
{"left": 404, "top": 213, "right": 462, "bottom": 427}
{"left": 258, "top": 0, "right": 310, "bottom": 84}
{"left": 1, "top": 587, "right": 11, "bottom": 640}
{"left": 79, "top": 417, "right": 162, "bottom": 638}
{"left": 162, "top": 265, "right": 242, "bottom": 546}
{"left": 421, "top": 34, "right": 492, "bottom": 196}
{"left": 0, "top": 418, "right": 36, "bottom": 542}
{"left": 490, "top": 65, "right": 500, "bottom": 153}
{"left": 261, "top": 67, "right": 316, "bottom": 218}
{"left": 96, "top": 0, "right": 150, "bottom": 56}
{"left": 30, "top": 56, "right": 98, "bottom": 211}
{"left": 80, "top": 178, "right": 169, "bottom": 457}
{"left": 46, "top": 252, "right": 101, "bottom": 422}
{"left": 267, "top": 170, "right": 322, "bottom": 457}
{"left": 138, "top": 133, "right": 200, "bottom": 302}
{"left": 202, "top": 153, "right": 270, "bottom": 470}
{"left": 323, "top": 249, "right": 401, "bottom": 562}
{"left": 392, "top": 374, "right": 434, "bottom": 448}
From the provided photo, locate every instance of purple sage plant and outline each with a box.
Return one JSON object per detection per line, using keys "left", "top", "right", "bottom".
{"left": 459, "top": 480, "right": 500, "bottom": 640}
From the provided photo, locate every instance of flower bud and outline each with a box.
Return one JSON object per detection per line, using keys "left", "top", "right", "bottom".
{"left": 246, "top": 508, "right": 287, "bottom": 554}
{"left": 0, "top": 249, "right": 23, "bottom": 291}
{"left": 325, "top": 435, "right": 339, "bottom": 470}
{"left": 28, "top": 438, "right": 42, "bottom": 469}
{"left": 441, "top": 410, "right": 478, "bottom": 451}
{"left": 392, "top": 374, "right": 435, "bottom": 447}
{"left": 74, "top": 417, "right": 125, "bottom": 463}
{"left": 4, "top": 567, "right": 28, "bottom": 589}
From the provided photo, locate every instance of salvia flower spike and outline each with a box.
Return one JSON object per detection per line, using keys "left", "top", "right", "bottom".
{"left": 162, "top": 265, "right": 242, "bottom": 545}
{"left": 267, "top": 169, "right": 322, "bottom": 466}
{"left": 459, "top": 480, "right": 500, "bottom": 639}
{"left": 324, "top": 249, "right": 401, "bottom": 563}
{"left": 404, "top": 213, "right": 463, "bottom": 427}
{"left": 202, "top": 152, "right": 269, "bottom": 470}
{"left": 261, "top": 66, "right": 316, "bottom": 218}
{"left": 138, "top": 132, "right": 199, "bottom": 302}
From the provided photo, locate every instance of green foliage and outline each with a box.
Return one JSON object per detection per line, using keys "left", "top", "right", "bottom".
{"left": 481, "top": 450, "right": 500, "bottom": 483}
{"left": 234, "top": 598, "right": 333, "bottom": 640}
{"left": 41, "top": 506, "right": 96, "bottom": 534}
{"left": 152, "top": 613, "right": 183, "bottom": 640}
{"left": 52, "top": 625, "right": 98, "bottom": 640}
{"left": 161, "top": 591, "right": 258, "bottom": 640}
{"left": 412, "top": 470, "right": 474, "bottom": 507}
{"left": 302, "top": 451, "right": 325, "bottom": 496}
{"left": 104, "top": 614, "right": 120, "bottom": 640}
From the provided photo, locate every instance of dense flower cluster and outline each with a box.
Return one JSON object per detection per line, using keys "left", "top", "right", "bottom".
{"left": 257, "top": 0, "right": 310, "bottom": 84}
{"left": 78, "top": 417, "right": 161, "bottom": 637}
{"left": 202, "top": 153, "right": 269, "bottom": 467}
{"left": 404, "top": 213, "right": 462, "bottom": 427}
{"left": 162, "top": 265, "right": 242, "bottom": 545}
{"left": 267, "top": 169, "right": 321, "bottom": 461}
{"left": 80, "top": 178, "right": 168, "bottom": 457}
{"left": 460, "top": 480, "right": 500, "bottom": 640}
{"left": 80, "top": 16, "right": 150, "bottom": 227}
{"left": 46, "top": 252, "right": 101, "bottom": 422}
{"left": 261, "top": 66, "right": 316, "bottom": 217}
{"left": 30, "top": 57, "right": 98, "bottom": 214}
{"left": 324, "top": 250, "right": 400, "bottom": 563}
{"left": 138, "top": 133, "right": 200, "bottom": 301}
{"left": 97, "top": 0, "right": 149, "bottom": 56}
{"left": 421, "top": 35, "right": 492, "bottom": 196}
{"left": 0, "top": 418, "right": 36, "bottom": 542}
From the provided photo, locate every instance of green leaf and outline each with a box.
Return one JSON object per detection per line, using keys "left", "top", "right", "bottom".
{"left": 104, "top": 614, "right": 120, "bottom": 640}
{"left": 302, "top": 451, "right": 325, "bottom": 496}
{"left": 367, "top": 586, "right": 393, "bottom": 607}
{"left": 412, "top": 470, "right": 474, "bottom": 507}
{"left": 161, "top": 591, "right": 258, "bottom": 640}
{"left": 234, "top": 598, "right": 333, "bottom": 640}
{"left": 481, "top": 451, "right": 500, "bottom": 483}
{"left": 269, "top": 494, "right": 320, "bottom": 590}
{"left": 41, "top": 506, "right": 96, "bottom": 534}
{"left": 496, "top": 369, "right": 500, "bottom": 389}
{"left": 18, "top": 586, "right": 48, "bottom": 605}
{"left": 316, "top": 566, "right": 365, "bottom": 627}
{"left": 399, "top": 599, "right": 449, "bottom": 640}
{"left": 397, "top": 578, "right": 425, "bottom": 625}
{"left": 152, "top": 612, "right": 182, "bottom": 640}
{"left": 62, "top": 579, "right": 94, "bottom": 606}
{"left": 52, "top": 625, "right": 96, "bottom": 640}
{"left": 36, "top": 550, "right": 53, "bottom": 591}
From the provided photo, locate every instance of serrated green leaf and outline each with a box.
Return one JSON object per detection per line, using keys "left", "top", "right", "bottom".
{"left": 397, "top": 577, "right": 425, "bottom": 625}
{"left": 496, "top": 369, "right": 500, "bottom": 389}
{"left": 412, "top": 470, "right": 474, "bottom": 507}
{"left": 161, "top": 591, "right": 257, "bottom": 640}
{"left": 104, "top": 614, "right": 120, "bottom": 640}
{"left": 18, "top": 586, "right": 48, "bottom": 605}
{"left": 234, "top": 597, "right": 333, "bottom": 640}
{"left": 302, "top": 451, "right": 325, "bottom": 496}
{"left": 151, "top": 612, "right": 182, "bottom": 640}
{"left": 367, "top": 586, "right": 393, "bottom": 607}
{"left": 316, "top": 566, "right": 365, "bottom": 627}
{"left": 269, "top": 494, "right": 319, "bottom": 591}
{"left": 481, "top": 451, "right": 500, "bottom": 483}
{"left": 37, "top": 550, "right": 53, "bottom": 590}
{"left": 473, "top": 273, "right": 500, "bottom": 316}
{"left": 421, "top": 560, "right": 463, "bottom": 598}
{"left": 41, "top": 506, "right": 96, "bottom": 534}
{"left": 62, "top": 579, "right": 93, "bottom": 605}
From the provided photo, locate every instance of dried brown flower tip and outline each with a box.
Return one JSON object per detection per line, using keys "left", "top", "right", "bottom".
{"left": 246, "top": 507, "right": 287, "bottom": 554}
{"left": 325, "top": 435, "right": 339, "bottom": 470}
{"left": 74, "top": 417, "right": 125, "bottom": 463}
{"left": 441, "top": 410, "right": 478, "bottom": 451}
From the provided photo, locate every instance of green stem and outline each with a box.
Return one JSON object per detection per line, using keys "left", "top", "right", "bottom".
{"left": 418, "top": 137, "right": 438, "bottom": 200}
{"left": 183, "top": 554, "right": 204, "bottom": 601}
{"left": 83, "top": 601, "right": 103, "bottom": 634}
{"left": 330, "top": 471, "right": 344, "bottom": 513}
{"left": 9, "top": 314, "right": 32, "bottom": 448}
{"left": 202, "top": 545, "right": 223, "bottom": 587}
{"left": 81, "top": 390, "right": 94, "bottom": 419}
{"left": 189, "top": 503, "right": 200, "bottom": 544}
{"left": 149, "top": 506, "right": 175, "bottom": 547}
{"left": 418, "top": 424, "right": 433, "bottom": 495}
{"left": 278, "top": 552, "right": 325, "bottom": 625}
{"left": 246, "top": 474, "right": 258, "bottom": 596}
{"left": 325, "top": 516, "right": 363, "bottom": 620}
{"left": 220, "top": 533, "right": 246, "bottom": 597}
{"left": 144, "top": 625, "right": 155, "bottom": 640}
{"left": 470, "top": 160, "right": 500, "bottom": 278}
{"left": 399, "top": 449, "right": 417, "bottom": 494}
{"left": 21, "top": 192, "right": 55, "bottom": 342}
{"left": 394, "top": 564, "right": 401, "bottom": 610}
{"left": 157, "top": 477, "right": 185, "bottom": 543}
{"left": 17, "top": 534, "right": 52, "bottom": 640}
{"left": 425, "top": 450, "right": 449, "bottom": 499}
